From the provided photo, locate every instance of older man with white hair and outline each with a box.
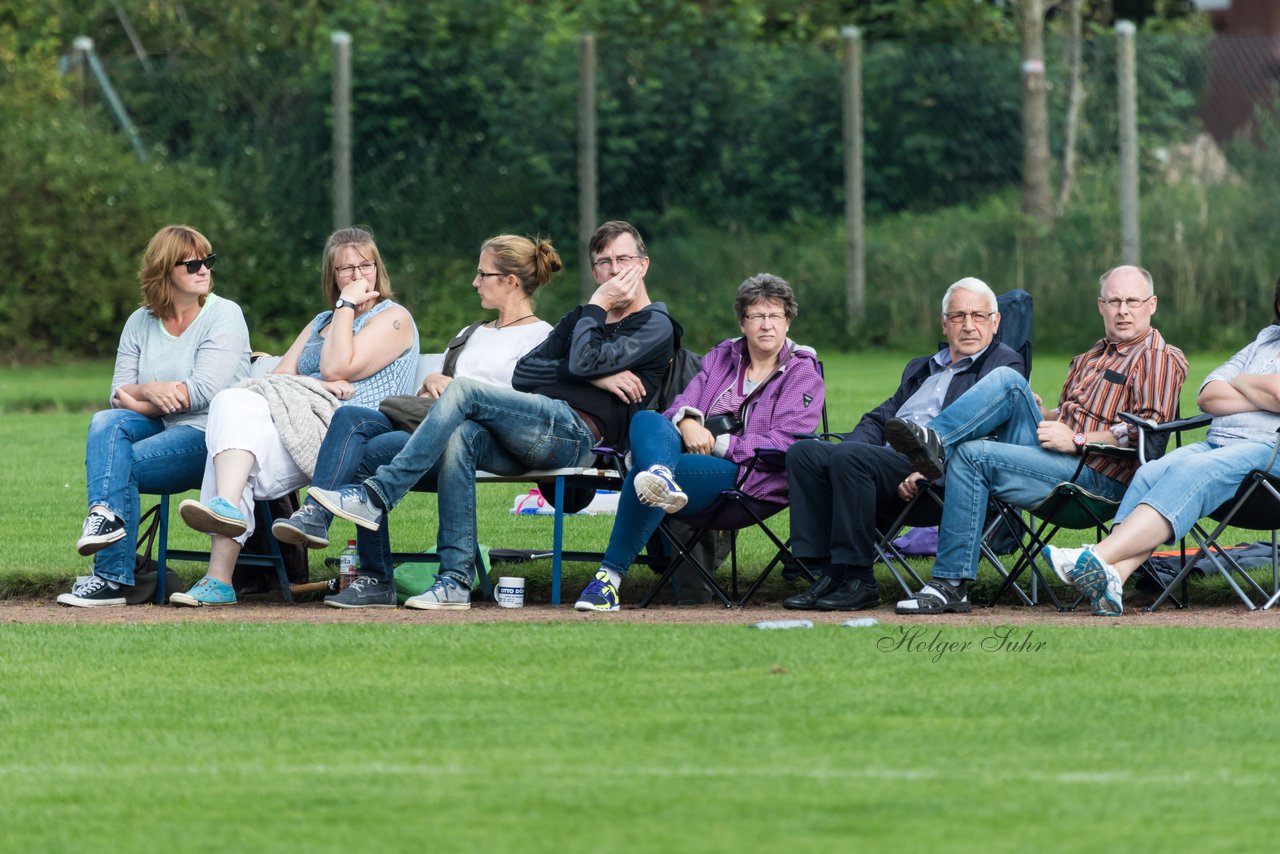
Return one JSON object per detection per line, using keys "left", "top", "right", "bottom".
{"left": 886, "top": 265, "right": 1187, "bottom": 615}
{"left": 782, "top": 277, "right": 1024, "bottom": 612}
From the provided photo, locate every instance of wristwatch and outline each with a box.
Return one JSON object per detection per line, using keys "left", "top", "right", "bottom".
{"left": 1072, "top": 432, "right": 1088, "bottom": 454}
{"left": 334, "top": 298, "right": 358, "bottom": 312}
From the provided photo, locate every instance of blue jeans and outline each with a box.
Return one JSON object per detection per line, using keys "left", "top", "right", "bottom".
{"left": 363, "top": 378, "right": 597, "bottom": 587}
{"left": 302, "top": 405, "right": 417, "bottom": 582}
{"left": 926, "top": 367, "right": 1125, "bottom": 580}
{"left": 84, "top": 409, "right": 208, "bottom": 585}
{"left": 601, "top": 410, "right": 739, "bottom": 575}
{"left": 1114, "top": 439, "right": 1280, "bottom": 541}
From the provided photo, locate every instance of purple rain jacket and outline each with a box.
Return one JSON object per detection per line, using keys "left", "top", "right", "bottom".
{"left": 665, "top": 337, "right": 825, "bottom": 505}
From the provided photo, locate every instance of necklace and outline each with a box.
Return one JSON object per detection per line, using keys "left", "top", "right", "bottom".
{"left": 493, "top": 313, "right": 535, "bottom": 330}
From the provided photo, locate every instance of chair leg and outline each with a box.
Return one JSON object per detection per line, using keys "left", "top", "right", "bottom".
{"left": 155, "top": 494, "right": 171, "bottom": 605}
{"left": 636, "top": 521, "right": 735, "bottom": 609}
{"left": 256, "top": 501, "right": 293, "bottom": 603}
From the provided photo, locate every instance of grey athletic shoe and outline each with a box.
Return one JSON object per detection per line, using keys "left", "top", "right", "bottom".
{"left": 308, "top": 485, "right": 383, "bottom": 531}
{"left": 404, "top": 575, "right": 471, "bottom": 610}
{"left": 272, "top": 501, "right": 331, "bottom": 549}
{"left": 324, "top": 575, "right": 396, "bottom": 609}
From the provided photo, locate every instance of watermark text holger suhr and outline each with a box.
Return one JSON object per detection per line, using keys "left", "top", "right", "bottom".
{"left": 877, "top": 625, "right": 1047, "bottom": 663}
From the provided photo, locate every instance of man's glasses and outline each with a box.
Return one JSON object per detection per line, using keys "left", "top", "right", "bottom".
{"left": 336, "top": 261, "right": 377, "bottom": 280}
{"left": 943, "top": 310, "right": 995, "bottom": 325}
{"left": 590, "top": 254, "right": 644, "bottom": 272}
{"left": 744, "top": 312, "right": 787, "bottom": 325}
{"left": 175, "top": 255, "right": 216, "bottom": 274}
{"left": 1098, "top": 296, "right": 1153, "bottom": 310}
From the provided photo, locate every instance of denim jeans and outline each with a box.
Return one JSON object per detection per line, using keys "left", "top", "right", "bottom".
{"left": 364, "top": 378, "right": 597, "bottom": 587}
{"left": 301, "top": 405, "right": 415, "bottom": 581}
{"left": 926, "top": 367, "right": 1125, "bottom": 580}
{"left": 602, "top": 410, "right": 739, "bottom": 575}
{"left": 84, "top": 409, "right": 208, "bottom": 585}
{"left": 1114, "top": 439, "right": 1280, "bottom": 540}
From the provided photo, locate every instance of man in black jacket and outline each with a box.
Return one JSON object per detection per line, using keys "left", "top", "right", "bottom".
{"left": 782, "top": 277, "right": 1025, "bottom": 611}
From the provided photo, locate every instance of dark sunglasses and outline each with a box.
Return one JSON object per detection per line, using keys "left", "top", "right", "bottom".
{"left": 175, "top": 254, "right": 217, "bottom": 274}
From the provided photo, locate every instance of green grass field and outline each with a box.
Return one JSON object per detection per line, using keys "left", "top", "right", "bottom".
{"left": 4, "top": 622, "right": 1276, "bottom": 851}
{"left": 2, "top": 351, "right": 1271, "bottom": 851}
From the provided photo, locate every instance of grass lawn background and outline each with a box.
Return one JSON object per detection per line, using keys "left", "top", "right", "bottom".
{"left": 2, "top": 352, "right": 1273, "bottom": 852}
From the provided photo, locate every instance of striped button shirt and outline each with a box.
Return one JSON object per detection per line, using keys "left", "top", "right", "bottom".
{"left": 1058, "top": 327, "right": 1187, "bottom": 483}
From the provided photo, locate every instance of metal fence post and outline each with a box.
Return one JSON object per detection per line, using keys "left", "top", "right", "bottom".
{"left": 578, "top": 33, "right": 598, "bottom": 299}
{"left": 842, "top": 26, "right": 865, "bottom": 333}
{"left": 1117, "top": 20, "right": 1140, "bottom": 266}
{"left": 332, "top": 31, "right": 353, "bottom": 231}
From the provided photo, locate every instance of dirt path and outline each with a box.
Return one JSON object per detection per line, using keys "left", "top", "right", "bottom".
{"left": 5, "top": 598, "right": 1279, "bottom": 628}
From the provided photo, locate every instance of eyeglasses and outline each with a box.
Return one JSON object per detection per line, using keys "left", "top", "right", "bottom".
{"left": 475, "top": 270, "right": 506, "bottom": 279}
{"left": 1098, "top": 296, "right": 1153, "bottom": 310}
{"left": 743, "top": 312, "right": 787, "bottom": 325}
{"left": 175, "top": 254, "right": 216, "bottom": 274}
{"left": 336, "top": 261, "right": 377, "bottom": 280}
{"left": 590, "top": 254, "right": 644, "bottom": 272}
{"left": 943, "top": 310, "right": 995, "bottom": 325}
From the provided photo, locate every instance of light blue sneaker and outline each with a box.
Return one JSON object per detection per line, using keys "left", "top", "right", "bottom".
{"left": 575, "top": 569, "right": 621, "bottom": 612}
{"left": 634, "top": 464, "right": 688, "bottom": 513}
{"left": 1072, "top": 550, "right": 1124, "bottom": 617}
{"left": 404, "top": 575, "right": 471, "bottom": 610}
{"left": 308, "top": 485, "right": 383, "bottom": 531}
{"left": 170, "top": 576, "right": 237, "bottom": 607}
{"left": 179, "top": 497, "right": 247, "bottom": 537}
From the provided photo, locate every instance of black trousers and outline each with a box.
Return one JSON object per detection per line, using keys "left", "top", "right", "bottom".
{"left": 786, "top": 439, "right": 929, "bottom": 567}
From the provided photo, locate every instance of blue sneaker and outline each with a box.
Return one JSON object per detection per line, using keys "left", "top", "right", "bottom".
{"left": 634, "top": 464, "right": 688, "bottom": 513}
{"left": 575, "top": 570, "right": 621, "bottom": 612}
{"left": 170, "top": 576, "right": 237, "bottom": 607}
{"left": 179, "top": 497, "right": 247, "bottom": 537}
{"left": 1072, "top": 550, "right": 1124, "bottom": 617}
{"left": 308, "top": 485, "right": 383, "bottom": 531}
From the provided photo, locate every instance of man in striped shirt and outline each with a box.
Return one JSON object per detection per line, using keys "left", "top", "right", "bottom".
{"left": 885, "top": 265, "right": 1187, "bottom": 614}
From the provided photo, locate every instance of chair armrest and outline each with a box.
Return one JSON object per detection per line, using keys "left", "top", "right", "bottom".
{"left": 793, "top": 432, "right": 845, "bottom": 442}
{"left": 751, "top": 447, "right": 787, "bottom": 470}
{"left": 1118, "top": 411, "right": 1211, "bottom": 435}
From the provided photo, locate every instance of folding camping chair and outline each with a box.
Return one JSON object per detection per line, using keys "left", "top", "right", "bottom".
{"left": 985, "top": 410, "right": 1190, "bottom": 610}
{"left": 1146, "top": 423, "right": 1280, "bottom": 612}
{"left": 635, "top": 447, "right": 815, "bottom": 608}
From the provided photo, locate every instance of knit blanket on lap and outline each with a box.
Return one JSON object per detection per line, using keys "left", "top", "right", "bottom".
{"left": 236, "top": 374, "right": 338, "bottom": 477}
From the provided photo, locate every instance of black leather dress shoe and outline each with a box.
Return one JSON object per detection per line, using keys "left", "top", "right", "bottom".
{"left": 884, "top": 418, "right": 946, "bottom": 481}
{"left": 782, "top": 574, "right": 841, "bottom": 610}
{"left": 814, "top": 578, "right": 882, "bottom": 612}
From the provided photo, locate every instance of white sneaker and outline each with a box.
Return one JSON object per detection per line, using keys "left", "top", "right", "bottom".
{"left": 1041, "top": 545, "right": 1090, "bottom": 588}
{"left": 634, "top": 464, "right": 688, "bottom": 513}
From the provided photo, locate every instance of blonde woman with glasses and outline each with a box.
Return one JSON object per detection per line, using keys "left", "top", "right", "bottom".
{"left": 172, "top": 226, "right": 418, "bottom": 606}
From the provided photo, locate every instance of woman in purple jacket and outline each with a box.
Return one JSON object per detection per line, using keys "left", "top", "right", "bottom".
{"left": 574, "top": 273, "right": 826, "bottom": 611}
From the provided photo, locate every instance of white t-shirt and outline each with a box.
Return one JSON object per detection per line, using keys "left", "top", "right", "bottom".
{"left": 451, "top": 321, "right": 554, "bottom": 387}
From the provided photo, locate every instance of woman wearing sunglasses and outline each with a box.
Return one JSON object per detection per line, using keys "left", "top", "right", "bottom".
{"left": 59, "top": 225, "right": 252, "bottom": 607}
{"left": 171, "top": 226, "right": 419, "bottom": 606}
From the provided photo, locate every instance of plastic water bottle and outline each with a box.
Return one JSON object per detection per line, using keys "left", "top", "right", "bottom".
{"left": 339, "top": 539, "right": 359, "bottom": 591}
{"left": 752, "top": 619, "right": 813, "bottom": 630}
{"left": 842, "top": 617, "right": 879, "bottom": 628}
